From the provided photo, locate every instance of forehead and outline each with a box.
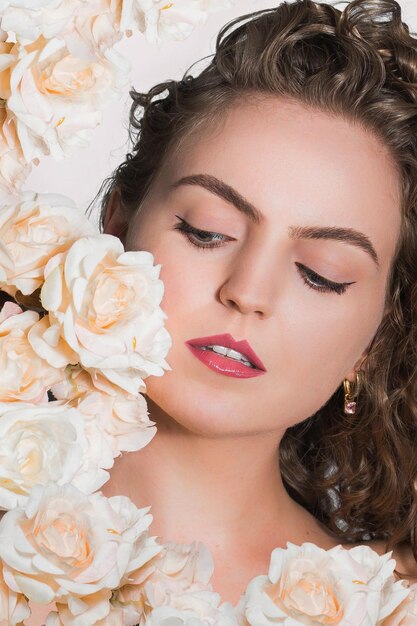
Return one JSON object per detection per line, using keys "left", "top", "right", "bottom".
{"left": 161, "top": 96, "right": 402, "bottom": 269}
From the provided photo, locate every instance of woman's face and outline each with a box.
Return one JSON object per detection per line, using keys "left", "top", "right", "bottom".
{"left": 110, "top": 96, "right": 402, "bottom": 437}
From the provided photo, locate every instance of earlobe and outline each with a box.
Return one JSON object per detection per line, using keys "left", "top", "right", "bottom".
{"left": 103, "top": 187, "right": 128, "bottom": 244}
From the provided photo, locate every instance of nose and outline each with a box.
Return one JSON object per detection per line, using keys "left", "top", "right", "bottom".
{"left": 217, "top": 243, "right": 278, "bottom": 319}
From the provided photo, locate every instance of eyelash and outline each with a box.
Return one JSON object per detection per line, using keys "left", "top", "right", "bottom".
{"left": 173, "top": 216, "right": 353, "bottom": 295}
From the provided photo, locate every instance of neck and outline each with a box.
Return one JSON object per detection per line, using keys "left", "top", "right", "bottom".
{"left": 103, "top": 398, "right": 336, "bottom": 553}
{"left": 102, "top": 398, "right": 341, "bottom": 604}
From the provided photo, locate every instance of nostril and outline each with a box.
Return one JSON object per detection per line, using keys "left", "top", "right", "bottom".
{"left": 227, "top": 300, "right": 240, "bottom": 311}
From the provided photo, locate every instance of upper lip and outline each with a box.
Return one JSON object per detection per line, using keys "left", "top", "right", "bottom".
{"left": 185, "top": 333, "right": 266, "bottom": 371}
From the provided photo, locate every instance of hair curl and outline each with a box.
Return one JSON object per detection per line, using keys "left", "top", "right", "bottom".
{"left": 93, "top": 0, "right": 417, "bottom": 574}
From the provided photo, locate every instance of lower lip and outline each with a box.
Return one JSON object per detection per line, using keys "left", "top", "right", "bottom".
{"left": 185, "top": 344, "right": 265, "bottom": 378}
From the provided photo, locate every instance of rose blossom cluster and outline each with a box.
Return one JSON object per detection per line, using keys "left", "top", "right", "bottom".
{"left": 243, "top": 542, "right": 417, "bottom": 626}
{"left": 0, "top": 190, "right": 171, "bottom": 486}
{"left": 0, "top": 191, "right": 174, "bottom": 623}
{"left": 0, "top": 0, "right": 236, "bottom": 195}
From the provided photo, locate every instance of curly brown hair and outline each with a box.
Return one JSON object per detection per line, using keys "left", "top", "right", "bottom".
{"left": 93, "top": 0, "right": 417, "bottom": 573}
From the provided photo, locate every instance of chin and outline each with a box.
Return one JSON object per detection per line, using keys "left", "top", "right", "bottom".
{"left": 143, "top": 374, "right": 260, "bottom": 437}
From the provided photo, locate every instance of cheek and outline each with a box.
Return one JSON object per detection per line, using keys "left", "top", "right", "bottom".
{"left": 281, "top": 287, "right": 384, "bottom": 402}
{"left": 160, "top": 256, "right": 211, "bottom": 320}
{"left": 137, "top": 234, "right": 218, "bottom": 325}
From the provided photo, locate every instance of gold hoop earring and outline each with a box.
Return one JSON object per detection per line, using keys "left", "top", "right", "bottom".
{"left": 343, "top": 371, "right": 362, "bottom": 415}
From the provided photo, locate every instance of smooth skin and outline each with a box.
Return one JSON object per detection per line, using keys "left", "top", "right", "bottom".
{"left": 101, "top": 95, "right": 415, "bottom": 603}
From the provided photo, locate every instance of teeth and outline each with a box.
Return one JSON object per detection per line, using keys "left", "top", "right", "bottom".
{"left": 200, "top": 344, "right": 254, "bottom": 368}
{"left": 211, "top": 345, "right": 229, "bottom": 356}
{"left": 225, "top": 348, "right": 246, "bottom": 361}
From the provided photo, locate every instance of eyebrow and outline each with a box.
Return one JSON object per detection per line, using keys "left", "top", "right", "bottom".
{"left": 169, "top": 173, "right": 380, "bottom": 268}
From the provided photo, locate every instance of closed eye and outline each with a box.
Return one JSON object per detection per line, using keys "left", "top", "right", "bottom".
{"left": 294, "top": 262, "right": 355, "bottom": 295}
{"left": 173, "top": 215, "right": 230, "bottom": 248}
{"left": 173, "top": 216, "right": 356, "bottom": 295}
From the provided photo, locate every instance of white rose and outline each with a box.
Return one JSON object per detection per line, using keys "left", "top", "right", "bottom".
{"left": 46, "top": 589, "right": 114, "bottom": 626}
{"left": 112, "top": 494, "right": 163, "bottom": 581}
{"left": 144, "top": 603, "right": 238, "bottom": 626}
{"left": 52, "top": 366, "right": 156, "bottom": 457}
{"left": 45, "top": 600, "right": 127, "bottom": 625}
{"left": 0, "top": 0, "right": 83, "bottom": 43}
{"left": 0, "top": 190, "right": 95, "bottom": 296}
{"left": 97, "top": 605, "right": 130, "bottom": 625}
{"left": 112, "top": 540, "right": 215, "bottom": 623}
{"left": 0, "top": 42, "right": 30, "bottom": 196}
{"left": 0, "top": 561, "right": 30, "bottom": 625}
{"left": 245, "top": 544, "right": 343, "bottom": 626}
{"left": 381, "top": 581, "right": 417, "bottom": 625}
{"left": 0, "top": 301, "right": 63, "bottom": 403}
{"left": 67, "top": 0, "right": 125, "bottom": 57}
{"left": 0, "top": 0, "right": 126, "bottom": 47}
{"left": 0, "top": 0, "right": 53, "bottom": 10}
{"left": 31, "top": 234, "right": 172, "bottom": 394}
{"left": 120, "top": 0, "right": 236, "bottom": 44}
{"left": 0, "top": 483, "right": 159, "bottom": 611}
{"left": 244, "top": 542, "right": 410, "bottom": 626}
{"left": 328, "top": 544, "right": 410, "bottom": 623}
{"left": 0, "top": 106, "right": 30, "bottom": 196}
{"left": 234, "top": 594, "right": 249, "bottom": 626}
{"left": 4, "top": 37, "right": 129, "bottom": 162}
{"left": 148, "top": 540, "right": 215, "bottom": 588}
{"left": 0, "top": 400, "right": 109, "bottom": 509}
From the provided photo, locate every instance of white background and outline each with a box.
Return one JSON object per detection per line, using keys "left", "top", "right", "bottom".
{"left": 24, "top": 0, "right": 417, "bottom": 224}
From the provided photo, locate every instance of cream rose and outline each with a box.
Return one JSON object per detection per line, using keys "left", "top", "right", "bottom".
{"left": 381, "top": 582, "right": 417, "bottom": 625}
{"left": 52, "top": 366, "right": 156, "bottom": 457}
{"left": 0, "top": 0, "right": 53, "bottom": 10}
{"left": 0, "top": 399, "right": 109, "bottom": 509}
{"left": 234, "top": 594, "right": 250, "bottom": 626}
{"left": 0, "top": 106, "right": 30, "bottom": 195}
{"left": 68, "top": 1, "right": 125, "bottom": 57}
{"left": 112, "top": 541, "right": 215, "bottom": 623}
{"left": 0, "top": 190, "right": 95, "bottom": 296}
{"left": 51, "top": 366, "right": 120, "bottom": 480}
{"left": 119, "top": 0, "right": 236, "bottom": 44}
{"left": 146, "top": 540, "right": 215, "bottom": 589}
{"left": 0, "top": 561, "right": 30, "bottom": 625}
{"left": 244, "top": 543, "right": 410, "bottom": 626}
{"left": 329, "top": 544, "right": 411, "bottom": 623}
{"left": 143, "top": 603, "right": 238, "bottom": 626}
{"left": 4, "top": 37, "right": 129, "bottom": 162}
{"left": 31, "top": 234, "right": 172, "bottom": 394}
{"left": 0, "top": 0, "right": 125, "bottom": 47}
{"left": 0, "top": 40, "right": 15, "bottom": 95}
{"left": 245, "top": 544, "right": 344, "bottom": 626}
{"left": 0, "top": 0, "right": 83, "bottom": 43}
{"left": 47, "top": 492, "right": 163, "bottom": 624}
{"left": 0, "top": 42, "right": 30, "bottom": 195}
{"left": 0, "top": 0, "right": 126, "bottom": 60}
{"left": 0, "top": 483, "right": 160, "bottom": 614}
{"left": 0, "top": 301, "right": 63, "bottom": 403}
{"left": 96, "top": 605, "right": 129, "bottom": 625}
{"left": 45, "top": 600, "right": 126, "bottom": 626}
{"left": 46, "top": 590, "right": 114, "bottom": 626}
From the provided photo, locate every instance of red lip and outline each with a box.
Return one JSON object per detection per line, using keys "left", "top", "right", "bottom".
{"left": 185, "top": 333, "right": 266, "bottom": 372}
